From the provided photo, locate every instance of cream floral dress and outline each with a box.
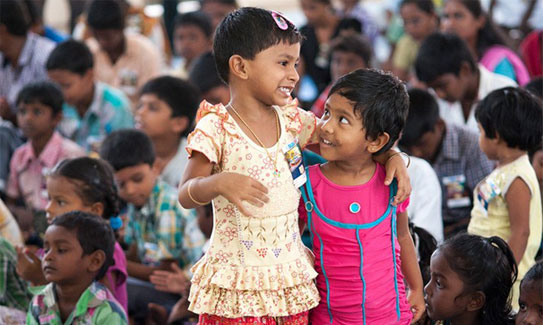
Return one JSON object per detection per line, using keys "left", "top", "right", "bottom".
{"left": 186, "top": 100, "right": 320, "bottom": 318}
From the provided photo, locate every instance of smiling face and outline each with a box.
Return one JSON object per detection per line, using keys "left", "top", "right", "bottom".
{"left": 425, "top": 249, "right": 472, "bottom": 321}
{"left": 516, "top": 279, "right": 543, "bottom": 325}
{"left": 42, "top": 225, "right": 95, "bottom": 285}
{"left": 114, "top": 163, "right": 157, "bottom": 208}
{"left": 245, "top": 42, "right": 300, "bottom": 107}
{"left": 318, "top": 93, "right": 376, "bottom": 163}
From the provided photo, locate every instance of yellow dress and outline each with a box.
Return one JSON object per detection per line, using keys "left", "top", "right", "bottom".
{"left": 468, "top": 155, "right": 542, "bottom": 310}
{"left": 185, "top": 100, "right": 320, "bottom": 317}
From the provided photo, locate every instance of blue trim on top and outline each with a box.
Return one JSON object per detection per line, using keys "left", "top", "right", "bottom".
{"left": 299, "top": 167, "right": 400, "bottom": 324}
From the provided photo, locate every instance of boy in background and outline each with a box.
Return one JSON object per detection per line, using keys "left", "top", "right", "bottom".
{"left": 46, "top": 40, "right": 133, "bottom": 152}
{"left": 399, "top": 88, "right": 493, "bottom": 237}
{"left": 26, "top": 211, "right": 126, "bottom": 324}
{"left": 171, "top": 11, "right": 213, "bottom": 78}
{"left": 136, "top": 76, "right": 200, "bottom": 189}
{"left": 189, "top": 52, "right": 230, "bottom": 105}
{"left": 99, "top": 129, "right": 204, "bottom": 322}
{"left": 414, "top": 32, "right": 516, "bottom": 133}
{"left": 85, "top": 0, "right": 161, "bottom": 106}
{"left": 6, "top": 82, "right": 84, "bottom": 212}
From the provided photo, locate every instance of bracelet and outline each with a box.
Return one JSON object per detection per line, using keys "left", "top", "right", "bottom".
{"left": 387, "top": 151, "right": 411, "bottom": 168}
{"left": 187, "top": 177, "right": 209, "bottom": 206}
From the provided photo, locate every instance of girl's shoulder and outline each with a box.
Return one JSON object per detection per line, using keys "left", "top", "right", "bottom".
{"left": 278, "top": 99, "right": 317, "bottom": 147}
{"left": 193, "top": 100, "right": 239, "bottom": 138}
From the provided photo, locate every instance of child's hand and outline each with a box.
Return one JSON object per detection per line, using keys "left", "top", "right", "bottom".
{"left": 408, "top": 288, "right": 426, "bottom": 324}
{"left": 15, "top": 246, "right": 46, "bottom": 286}
{"left": 218, "top": 172, "right": 269, "bottom": 216}
{"left": 384, "top": 154, "right": 412, "bottom": 205}
{"left": 149, "top": 263, "right": 189, "bottom": 294}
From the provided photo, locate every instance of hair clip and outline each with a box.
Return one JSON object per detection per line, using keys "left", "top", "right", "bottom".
{"left": 271, "top": 11, "right": 289, "bottom": 30}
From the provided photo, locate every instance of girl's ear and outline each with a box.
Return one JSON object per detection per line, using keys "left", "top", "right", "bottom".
{"left": 90, "top": 202, "right": 105, "bottom": 218}
{"left": 229, "top": 55, "right": 249, "bottom": 80}
{"left": 87, "top": 249, "right": 106, "bottom": 274}
{"left": 368, "top": 132, "right": 391, "bottom": 154}
{"left": 466, "top": 291, "right": 486, "bottom": 312}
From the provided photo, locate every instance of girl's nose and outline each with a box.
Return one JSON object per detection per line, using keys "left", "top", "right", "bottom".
{"left": 424, "top": 282, "right": 432, "bottom": 297}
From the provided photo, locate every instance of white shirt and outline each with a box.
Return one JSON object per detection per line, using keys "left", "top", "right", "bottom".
{"left": 437, "top": 65, "right": 517, "bottom": 133}
{"left": 407, "top": 156, "right": 444, "bottom": 243}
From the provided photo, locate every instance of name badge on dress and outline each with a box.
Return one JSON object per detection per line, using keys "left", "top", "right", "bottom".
{"left": 476, "top": 177, "right": 501, "bottom": 217}
{"left": 282, "top": 139, "right": 306, "bottom": 188}
{"left": 442, "top": 174, "right": 471, "bottom": 208}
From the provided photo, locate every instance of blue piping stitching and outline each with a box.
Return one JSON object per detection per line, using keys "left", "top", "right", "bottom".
{"left": 356, "top": 230, "right": 366, "bottom": 325}
{"left": 299, "top": 168, "right": 400, "bottom": 324}
{"left": 391, "top": 204, "right": 401, "bottom": 320}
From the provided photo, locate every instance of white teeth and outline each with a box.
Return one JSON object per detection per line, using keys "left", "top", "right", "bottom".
{"left": 279, "top": 87, "right": 291, "bottom": 95}
{"left": 322, "top": 139, "right": 332, "bottom": 145}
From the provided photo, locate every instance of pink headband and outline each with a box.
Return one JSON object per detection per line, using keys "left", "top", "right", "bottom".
{"left": 271, "top": 11, "right": 291, "bottom": 30}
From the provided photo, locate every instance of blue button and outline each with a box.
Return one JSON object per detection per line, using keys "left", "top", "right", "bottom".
{"left": 349, "top": 202, "right": 361, "bottom": 213}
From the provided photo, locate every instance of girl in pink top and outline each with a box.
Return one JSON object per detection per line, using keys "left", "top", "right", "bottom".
{"left": 299, "top": 69, "right": 425, "bottom": 324}
{"left": 16, "top": 157, "right": 128, "bottom": 313}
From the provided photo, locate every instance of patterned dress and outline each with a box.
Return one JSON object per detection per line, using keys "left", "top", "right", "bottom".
{"left": 186, "top": 100, "right": 320, "bottom": 318}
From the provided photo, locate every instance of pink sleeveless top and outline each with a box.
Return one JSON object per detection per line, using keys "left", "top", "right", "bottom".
{"left": 299, "top": 164, "right": 412, "bottom": 324}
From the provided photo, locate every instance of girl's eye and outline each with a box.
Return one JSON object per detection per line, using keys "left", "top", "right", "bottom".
{"left": 340, "top": 117, "right": 349, "bottom": 124}
{"left": 518, "top": 302, "right": 526, "bottom": 311}
{"left": 280, "top": 61, "right": 288, "bottom": 66}
{"left": 435, "top": 279, "right": 443, "bottom": 288}
{"left": 322, "top": 109, "right": 330, "bottom": 117}
{"left": 57, "top": 200, "right": 65, "bottom": 206}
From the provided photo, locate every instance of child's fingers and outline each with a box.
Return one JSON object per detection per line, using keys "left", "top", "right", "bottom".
{"left": 250, "top": 179, "right": 269, "bottom": 195}
{"left": 171, "top": 262, "right": 183, "bottom": 274}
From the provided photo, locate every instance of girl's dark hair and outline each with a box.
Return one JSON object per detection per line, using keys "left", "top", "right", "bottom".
{"left": 51, "top": 211, "right": 115, "bottom": 280}
{"left": 409, "top": 222, "right": 437, "bottom": 285}
{"left": 400, "top": 0, "right": 435, "bottom": 14}
{"left": 50, "top": 157, "right": 120, "bottom": 220}
{"left": 440, "top": 233, "right": 517, "bottom": 324}
{"left": 449, "top": 0, "right": 510, "bottom": 58}
{"left": 213, "top": 7, "right": 303, "bottom": 83}
{"left": 328, "top": 69, "right": 409, "bottom": 155}
{"left": 475, "top": 87, "right": 543, "bottom": 151}
{"left": 522, "top": 262, "right": 543, "bottom": 285}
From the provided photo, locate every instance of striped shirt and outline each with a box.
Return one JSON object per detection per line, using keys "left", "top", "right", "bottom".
{"left": 124, "top": 180, "right": 204, "bottom": 268}
{"left": 58, "top": 82, "right": 134, "bottom": 152}
{"left": 0, "top": 237, "right": 32, "bottom": 311}
{"left": 0, "top": 33, "right": 55, "bottom": 112}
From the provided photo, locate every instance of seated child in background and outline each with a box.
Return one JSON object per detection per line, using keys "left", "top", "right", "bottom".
{"left": 136, "top": 76, "right": 200, "bottom": 189}
{"left": 99, "top": 129, "right": 204, "bottom": 323}
{"left": 147, "top": 203, "right": 214, "bottom": 324}
{"left": 414, "top": 32, "right": 516, "bottom": 133}
{"left": 16, "top": 157, "right": 129, "bottom": 313}
{"left": 299, "top": 69, "right": 425, "bottom": 324}
{"left": 0, "top": 237, "right": 32, "bottom": 313}
{"left": 171, "top": 11, "right": 213, "bottom": 78}
{"left": 46, "top": 39, "right": 133, "bottom": 152}
{"left": 26, "top": 211, "right": 127, "bottom": 324}
{"left": 85, "top": 0, "right": 162, "bottom": 107}
{"left": 468, "top": 87, "right": 542, "bottom": 310}
{"left": 515, "top": 262, "right": 542, "bottom": 325}
{"left": 424, "top": 233, "right": 517, "bottom": 324}
{"left": 0, "top": 198, "right": 24, "bottom": 246}
{"left": 6, "top": 82, "right": 85, "bottom": 213}
{"left": 189, "top": 52, "right": 231, "bottom": 105}
{"left": 399, "top": 88, "right": 493, "bottom": 237}
{"left": 311, "top": 33, "right": 372, "bottom": 117}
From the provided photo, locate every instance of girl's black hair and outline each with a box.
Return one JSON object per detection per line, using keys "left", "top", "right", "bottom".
{"left": 475, "top": 87, "right": 543, "bottom": 152}
{"left": 400, "top": 0, "right": 436, "bottom": 14}
{"left": 409, "top": 222, "right": 437, "bottom": 285}
{"left": 440, "top": 233, "right": 517, "bottom": 324}
{"left": 448, "top": 0, "right": 511, "bottom": 58}
{"left": 522, "top": 262, "right": 543, "bottom": 285}
{"left": 213, "top": 7, "right": 303, "bottom": 83}
{"left": 50, "top": 157, "right": 120, "bottom": 220}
